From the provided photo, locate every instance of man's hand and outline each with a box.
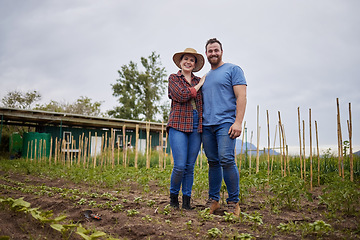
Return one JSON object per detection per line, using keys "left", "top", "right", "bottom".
{"left": 228, "top": 122, "right": 242, "bottom": 139}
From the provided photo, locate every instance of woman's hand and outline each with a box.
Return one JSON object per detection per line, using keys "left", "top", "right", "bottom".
{"left": 194, "top": 75, "right": 206, "bottom": 92}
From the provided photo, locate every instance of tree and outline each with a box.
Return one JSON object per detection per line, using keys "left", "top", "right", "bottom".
{"left": 1, "top": 90, "right": 41, "bottom": 109}
{"left": 109, "top": 52, "right": 167, "bottom": 121}
{"left": 35, "top": 96, "right": 103, "bottom": 117}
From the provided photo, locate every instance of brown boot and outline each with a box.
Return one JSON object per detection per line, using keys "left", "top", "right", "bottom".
{"left": 206, "top": 199, "right": 220, "bottom": 214}
{"left": 227, "top": 201, "right": 240, "bottom": 217}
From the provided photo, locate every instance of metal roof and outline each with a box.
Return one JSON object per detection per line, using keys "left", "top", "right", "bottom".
{"left": 0, "top": 107, "right": 166, "bottom": 131}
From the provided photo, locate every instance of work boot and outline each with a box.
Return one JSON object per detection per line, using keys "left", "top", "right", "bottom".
{"left": 227, "top": 201, "right": 240, "bottom": 217}
{"left": 206, "top": 198, "right": 220, "bottom": 214}
{"left": 170, "top": 193, "right": 179, "bottom": 208}
{"left": 182, "top": 195, "right": 192, "bottom": 210}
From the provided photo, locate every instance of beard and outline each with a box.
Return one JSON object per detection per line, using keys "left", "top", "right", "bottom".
{"left": 207, "top": 54, "right": 222, "bottom": 66}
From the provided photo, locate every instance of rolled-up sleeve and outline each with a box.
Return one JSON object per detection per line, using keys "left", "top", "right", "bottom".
{"left": 168, "top": 74, "right": 197, "bottom": 102}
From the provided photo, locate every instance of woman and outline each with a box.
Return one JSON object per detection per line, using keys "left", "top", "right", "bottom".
{"left": 167, "top": 48, "right": 206, "bottom": 210}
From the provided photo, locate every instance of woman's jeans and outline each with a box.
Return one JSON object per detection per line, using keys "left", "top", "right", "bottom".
{"left": 202, "top": 122, "right": 240, "bottom": 203}
{"left": 169, "top": 110, "right": 201, "bottom": 197}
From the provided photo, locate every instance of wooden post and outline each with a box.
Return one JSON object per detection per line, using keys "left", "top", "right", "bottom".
{"left": 34, "top": 139, "right": 37, "bottom": 162}
{"left": 278, "top": 112, "right": 284, "bottom": 177}
{"left": 117, "top": 134, "right": 120, "bottom": 166}
{"left": 135, "top": 125, "right": 139, "bottom": 168}
{"left": 271, "top": 125, "right": 277, "bottom": 174}
{"left": 249, "top": 130, "right": 253, "bottom": 175}
{"left": 239, "top": 121, "right": 246, "bottom": 174}
{"left": 123, "top": 125, "right": 126, "bottom": 167}
{"left": 164, "top": 131, "right": 168, "bottom": 169}
{"left": 49, "top": 137, "right": 53, "bottom": 166}
{"left": 70, "top": 136, "right": 74, "bottom": 166}
{"left": 87, "top": 132, "right": 91, "bottom": 168}
{"left": 256, "top": 105, "right": 260, "bottom": 173}
{"left": 39, "top": 139, "right": 42, "bottom": 163}
{"left": 303, "top": 120, "right": 306, "bottom": 182}
{"left": 336, "top": 98, "right": 343, "bottom": 177}
{"left": 315, "top": 121, "right": 320, "bottom": 186}
{"left": 100, "top": 135, "right": 105, "bottom": 167}
{"left": 309, "top": 108, "right": 313, "bottom": 191}
{"left": 266, "top": 110, "right": 270, "bottom": 178}
{"left": 31, "top": 140, "right": 34, "bottom": 161}
{"left": 111, "top": 129, "right": 115, "bottom": 169}
{"left": 27, "top": 141, "right": 30, "bottom": 162}
{"left": 83, "top": 137, "right": 88, "bottom": 168}
{"left": 54, "top": 137, "right": 58, "bottom": 165}
{"left": 146, "top": 122, "right": 150, "bottom": 169}
{"left": 159, "top": 123, "right": 164, "bottom": 169}
{"left": 124, "top": 135, "right": 128, "bottom": 167}
{"left": 348, "top": 102, "right": 353, "bottom": 182}
{"left": 297, "top": 107, "right": 303, "bottom": 179}
{"left": 93, "top": 132, "right": 98, "bottom": 168}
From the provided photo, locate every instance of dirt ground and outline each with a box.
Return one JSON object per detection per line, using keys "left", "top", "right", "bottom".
{"left": 0, "top": 170, "right": 359, "bottom": 240}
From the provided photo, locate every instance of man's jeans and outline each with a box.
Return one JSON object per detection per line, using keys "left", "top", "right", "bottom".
{"left": 202, "top": 122, "right": 240, "bottom": 203}
{"left": 169, "top": 110, "right": 201, "bottom": 197}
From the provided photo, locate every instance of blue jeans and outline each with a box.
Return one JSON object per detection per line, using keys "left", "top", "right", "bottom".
{"left": 202, "top": 122, "right": 240, "bottom": 203}
{"left": 169, "top": 110, "right": 201, "bottom": 197}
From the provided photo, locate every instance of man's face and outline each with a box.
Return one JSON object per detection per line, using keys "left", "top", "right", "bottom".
{"left": 206, "top": 43, "right": 223, "bottom": 66}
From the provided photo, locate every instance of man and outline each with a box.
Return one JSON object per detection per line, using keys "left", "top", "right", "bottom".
{"left": 202, "top": 38, "right": 247, "bottom": 217}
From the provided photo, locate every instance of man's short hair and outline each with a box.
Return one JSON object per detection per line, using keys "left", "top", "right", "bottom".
{"left": 205, "top": 38, "right": 223, "bottom": 52}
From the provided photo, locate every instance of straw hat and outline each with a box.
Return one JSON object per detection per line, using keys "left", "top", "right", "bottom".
{"left": 172, "top": 48, "right": 205, "bottom": 72}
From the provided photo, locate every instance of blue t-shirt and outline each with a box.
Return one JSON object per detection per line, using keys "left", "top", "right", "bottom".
{"left": 202, "top": 63, "right": 247, "bottom": 126}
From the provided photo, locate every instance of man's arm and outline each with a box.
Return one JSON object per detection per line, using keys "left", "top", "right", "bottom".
{"left": 228, "top": 85, "right": 247, "bottom": 139}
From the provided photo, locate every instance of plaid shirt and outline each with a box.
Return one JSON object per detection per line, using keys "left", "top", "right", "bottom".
{"left": 167, "top": 71, "right": 203, "bottom": 133}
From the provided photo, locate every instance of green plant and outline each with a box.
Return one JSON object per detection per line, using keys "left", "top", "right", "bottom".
{"left": 141, "top": 215, "right": 152, "bottom": 222}
{"left": 162, "top": 204, "right": 171, "bottom": 215}
{"left": 223, "top": 211, "right": 239, "bottom": 223}
{"left": 269, "top": 175, "right": 312, "bottom": 210}
{"left": 126, "top": 209, "right": 139, "bottom": 216}
{"left": 319, "top": 179, "right": 360, "bottom": 215}
{"left": 232, "top": 233, "right": 254, "bottom": 240}
{"left": 198, "top": 208, "right": 213, "bottom": 222}
{"left": 207, "top": 227, "right": 222, "bottom": 238}
{"left": 111, "top": 203, "right": 124, "bottom": 212}
{"left": 240, "top": 212, "right": 263, "bottom": 226}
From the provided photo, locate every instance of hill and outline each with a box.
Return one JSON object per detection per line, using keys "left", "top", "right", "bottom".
{"left": 235, "top": 139, "right": 279, "bottom": 155}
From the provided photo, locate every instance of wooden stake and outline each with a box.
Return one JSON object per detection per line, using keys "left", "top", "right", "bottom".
{"left": 83, "top": 137, "right": 88, "bottom": 168}
{"left": 135, "top": 125, "right": 139, "bottom": 168}
{"left": 348, "top": 102, "right": 353, "bottom": 182}
{"left": 266, "top": 110, "right": 270, "bottom": 178}
{"left": 164, "top": 131, "right": 168, "bottom": 169}
{"left": 309, "top": 108, "right": 313, "bottom": 191}
{"left": 336, "top": 98, "right": 343, "bottom": 177}
{"left": 303, "top": 120, "right": 306, "bottom": 182}
{"left": 297, "top": 107, "right": 303, "bottom": 179}
{"left": 146, "top": 122, "right": 150, "bottom": 169}
{"left": 278, "top": 111, "right": 284, "bottom": 177}
{"left": 249, "top": 130, "right": 253, "bottom": 175}
{"left": 49, "top": 137, "right": 53, "bottom": 166}
{"left": 239, "top": 121, "right": 246, "bottom": 174}
{"left": 93, "top": 132, "right": 98, "bottom": 168}
{"left": 271, "top": 125, "right": 277, "bottom": 174}
{"left": 256, "top": 105, "right": 260, "bottom": 173}
{"left": 315, "top": 121, "right": 320, "bottom": 186}
{"left": 111, "top": 129, "right": 115, "bottom": 169}
{"left": 27, "top": 141, "right": 30, "bottom": 162}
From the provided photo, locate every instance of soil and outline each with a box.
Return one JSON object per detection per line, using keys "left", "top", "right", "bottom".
{"left": 0, "top": 170, "right": 359, "bottom": 240}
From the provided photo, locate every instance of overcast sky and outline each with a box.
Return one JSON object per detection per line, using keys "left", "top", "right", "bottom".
{"left": 1, "top": 0, "right": 359, "bottom": 154}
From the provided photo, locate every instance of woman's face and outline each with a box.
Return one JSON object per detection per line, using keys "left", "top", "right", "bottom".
{"left": 180, "top": 54, "right": 196, "bottom": 72}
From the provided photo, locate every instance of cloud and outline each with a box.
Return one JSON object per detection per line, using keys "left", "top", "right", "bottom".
{"left": 0, "top": 0, "right": 359, "bottom": 152}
